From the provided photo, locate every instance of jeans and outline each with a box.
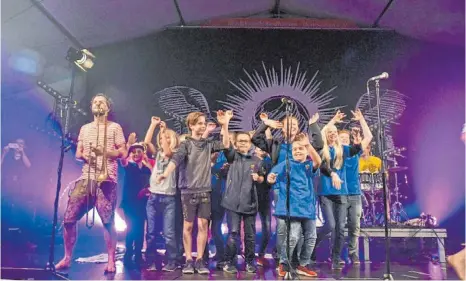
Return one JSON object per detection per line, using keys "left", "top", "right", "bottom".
{"left": 347, "top": 195, "right": 362, "bottom": 256}
{"left": 257, "top": 195, "right": 272, "bottom": 256}
{"left": 224, "top": 211, "right": 256, "bottom": 264}
{"left": 146, "top": 194, "right": 178, "bottom": 262}
{"left": 278, "top": 218, "right": 316, "bottom": 267}
{"left": 123, "top": 208, "right": 146, "bottom": 257}
{"left": 211, "top": 190, "right": 226, "bottom": 259}
{"left": 314, "top": 195, "right": 347, "bottom": 262}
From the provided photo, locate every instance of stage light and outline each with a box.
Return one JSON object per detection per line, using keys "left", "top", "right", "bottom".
{"left": 115, "top": 213, "right": 127, "bottom": 232}
{"left": 66, "top": 47, "right": 95, "bottom": 72}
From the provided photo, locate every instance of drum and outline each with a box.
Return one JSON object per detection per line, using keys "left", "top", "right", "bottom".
{"left": 359, "top": 173, "right": 373, "bottom": 191}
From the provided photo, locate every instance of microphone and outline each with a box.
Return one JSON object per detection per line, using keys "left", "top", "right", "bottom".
{"left": 368, "top": 72, "right": 389, "bottom": 81}
{"left": 281, "top": 97, "right": 293, "bottom": 104}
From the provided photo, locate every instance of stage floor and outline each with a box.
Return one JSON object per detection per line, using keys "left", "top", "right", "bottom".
{"left": 0, "top": 226, "right": 461, "bottom": 280}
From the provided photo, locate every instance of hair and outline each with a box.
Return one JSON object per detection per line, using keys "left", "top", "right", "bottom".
{"left": 186, "top": 112, "right": 205, "bottom": 131}
{"left": 281, "top": 115, "right": 299, "bottom": 125}
{"left": 322, "top": 125, "right": 344, "bottom": 170}
{"left": 91, "top": 93, "right": 112, "bottom": 111}
{"left": 235, "top": 131, "right": 251, "bottom": 142}
{"left": 338, "top": 129, "right": 350, "bottom": 136}
{"left": 156, "top": 129, "right": 179, "bottom": 152}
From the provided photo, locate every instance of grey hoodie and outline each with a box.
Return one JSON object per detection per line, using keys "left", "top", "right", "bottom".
{"left": 171, "top": 137, "right": 226, "bottom": 194}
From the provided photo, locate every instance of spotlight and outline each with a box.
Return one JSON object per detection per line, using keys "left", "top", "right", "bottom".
{"left": 66, "top": 47, "right": 95, "bottom": 72}
{"left": 115, "top": 212, "right": 127, "bottom": 232}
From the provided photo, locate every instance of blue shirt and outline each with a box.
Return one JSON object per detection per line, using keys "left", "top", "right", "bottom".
{"left": 345, "top": 151, "right": 363, "bottom": 195}
{"left": 277, "top": 143, "right": 293, "bottom": 164}
{"left": 271, "top": 159, "right": 317, "bottom": 219}
{"left": 318, "top": 145, "right": 361, "bottom": 196}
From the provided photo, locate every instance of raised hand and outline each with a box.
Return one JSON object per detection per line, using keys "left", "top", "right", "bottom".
{"left": 309, "top": 113, "right": 320, "bottom": 125}
{"left": 225, "top": 110, "right": 233, "bottom": 121}
{"left": 128, "top": 132, "right": 137, "bottom": 146}
{"left": 206, "top": 122, "right": 217, "bottom": 133}
{"left": 259, "top": 113, "right": 268, "bottom": 121}
{"left": 351, "top": 109, "right": 364, "bottom": 121}
{"left": 217, "top": 110, "right": 226, "bottom": 125}
{"left": 160, "top": 121, "right": 167, "bottom": 132}
{"left": 267, "top": 173, "right": 277, "bottom": 184}
{"left": 332, "top": 110, "right": 346, "bottom": 124}
{"left": 151, "top": 116, "right": 161, "bottom": 126}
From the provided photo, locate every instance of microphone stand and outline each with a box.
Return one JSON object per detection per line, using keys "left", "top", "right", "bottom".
{"left": 43, "top": 66, "right": 78, "bottom": 279}
{"left": 284, "top": 101, "right": 296, "bottom": 280}
{"left": 373, "top": 79, "right": 393, "bottom": 280}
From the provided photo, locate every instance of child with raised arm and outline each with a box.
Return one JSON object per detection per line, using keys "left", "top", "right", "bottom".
{"left": 267, "top": 133, "right": 322, "bottom": 277}
{"left": 156, "top": 110, "right": 232, "bottom": 275}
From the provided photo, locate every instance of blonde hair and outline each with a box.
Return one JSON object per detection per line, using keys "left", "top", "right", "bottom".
{"left": 322, "top": 125, "right": 344, "bottom": 170}
{"left": 157, "top": 129, "right": 179, "bottom": 152}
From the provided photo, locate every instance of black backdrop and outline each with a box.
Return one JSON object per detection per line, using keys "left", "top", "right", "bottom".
{"left": 85, "top": 28, "right": 406, "bottom": 137}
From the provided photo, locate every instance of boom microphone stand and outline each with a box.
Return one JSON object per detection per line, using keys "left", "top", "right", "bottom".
{"left": 369, "top": 78, "right": 393, "bottom": 280}
{"left": 283, "top": 99, "right": 297, "bottom": 280}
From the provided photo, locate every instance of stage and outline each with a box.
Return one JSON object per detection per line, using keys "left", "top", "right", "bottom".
{"left": 0, "top": 226, "right": 460, "bottom": 280}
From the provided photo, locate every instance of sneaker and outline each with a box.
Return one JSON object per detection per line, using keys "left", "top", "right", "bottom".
{"left": 349, "top": 253, "right": 361, "bottom": 265}
{"left": 296, "top": 265, "right": 317, "bottom": 277}
{"left": 246, "top": 263, "right": 257, "bottom": 273}
{"left": 162, "top": 261, "right": 177, "bottom": 272}
{"left": 216, "top": 260, "right": 227, "bottom": 270}
{"left": 195, "top": 259, "right": 210, "bottom": 275}
{"left": 147, "top": 263, "right": 157, "bottom": 271}
{"left": 182, "top": 260, "right": 195, "bottom": 274}
{"left": 328, "top": 257, "right": 346, "bottom": 264}
{"left": 332, "top": 262, "right": 344, "bottom": 270}
{"left": 257, "top": 256, "right": 267, "bottom": 267}
{"left": 223, "top": 263, "right": 238, "bottom": 274}
{"left": 278, "top": 264, "right": 288, "bottom": 277}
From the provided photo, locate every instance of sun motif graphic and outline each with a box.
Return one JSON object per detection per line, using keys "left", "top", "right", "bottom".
{"left": 218, "top": 60, "right": 341, "bottom": 134}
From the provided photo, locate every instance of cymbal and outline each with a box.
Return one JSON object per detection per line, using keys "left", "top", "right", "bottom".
{"left": 387, "top": 166, "right": 408, "bottom": 173}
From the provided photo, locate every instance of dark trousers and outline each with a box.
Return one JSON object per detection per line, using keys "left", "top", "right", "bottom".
{"left": 211, "top": 190, "right": 226, "bottom": 260}
{"left": 314, "top": 195, "right": 347, "bottom": 262}
{"left": 123, "top": 208, "right": 146, "bottom": 257}
{"left": 224, "top": 211, "right": 256, "bottom": 264}
{"left": 257, "top": 194, "right": 272, "bottom": 256}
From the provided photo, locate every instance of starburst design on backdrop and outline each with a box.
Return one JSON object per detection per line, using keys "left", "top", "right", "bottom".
{"left": 218, "top": 60, "right": 341, "bottom": 134}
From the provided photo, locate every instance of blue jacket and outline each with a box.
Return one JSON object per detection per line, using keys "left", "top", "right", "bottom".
{"left": 272, "top": 159, "right": 317, "bottom": 220}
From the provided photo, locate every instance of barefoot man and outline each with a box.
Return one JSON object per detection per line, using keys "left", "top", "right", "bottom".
{"left": 56, "top": 94, "right": 126, "bottom": 273}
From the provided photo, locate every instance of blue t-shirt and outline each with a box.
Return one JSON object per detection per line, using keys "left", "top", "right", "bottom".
{"left": 318, "top": 145, "right": 361, "bottom": 196}
{"left": 271, "top": 159, "right": 317, "bottom": 220}
{"left": 345, "top": 151, "right": 363, "bottom": 195}
{"left": 277, "top": 143, "right": 293, "bottom": 164}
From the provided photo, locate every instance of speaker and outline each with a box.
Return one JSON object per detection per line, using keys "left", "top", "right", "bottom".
{"left": 1, "top": 267, "right": 69, "bottom": 280}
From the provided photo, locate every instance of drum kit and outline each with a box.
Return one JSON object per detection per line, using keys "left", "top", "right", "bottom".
{"left": 360, "top": 147, "right": 410, "bottom": 226}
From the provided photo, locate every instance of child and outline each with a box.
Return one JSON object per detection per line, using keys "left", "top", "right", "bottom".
{"left": 156, "top": 110, "right": 231, "bottom": 274}
{"left": 120, "top": 141, "right": 153, "bottom": 265}
{"left": 221, "top": 132, "right": 265, "bottom": 274}
{"left": 267, "top": 133, "right": 321, "bottom": 277}
{"left": 142, "top": 117, "right": 182, "bottom": 271}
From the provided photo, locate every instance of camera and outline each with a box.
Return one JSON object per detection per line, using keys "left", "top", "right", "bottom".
{"left": 8, "top": 143, "right": 19, "bottom": 149}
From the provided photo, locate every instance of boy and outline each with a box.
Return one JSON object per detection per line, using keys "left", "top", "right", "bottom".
{"left": 267, "top": 133, "right": 321, "bottom": 277}
{"left": 156, "top": 110, "right": 231, "bottom": 274}
{"left": 221, "top": 132, "right": 265, "bottom": 274}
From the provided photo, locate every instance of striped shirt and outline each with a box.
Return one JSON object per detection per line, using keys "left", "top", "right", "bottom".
{"left": 78, "top": 121, "right": 126, "bottom": 183}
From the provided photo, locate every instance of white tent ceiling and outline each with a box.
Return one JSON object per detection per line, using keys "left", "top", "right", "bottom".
{"left": 2, "top": 0, "right": 465, "bottom": 99}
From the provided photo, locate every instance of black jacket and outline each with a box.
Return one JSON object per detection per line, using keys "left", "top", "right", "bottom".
{"left": 252, "top": 122, "right": 324, "bottom": 165}
{"left": 221, "top": 149, "right": 264, "bottom": 214}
